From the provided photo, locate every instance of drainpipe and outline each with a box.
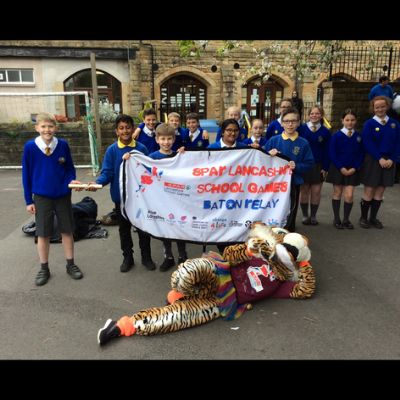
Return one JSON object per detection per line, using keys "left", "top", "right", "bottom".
{"left": 139, "top": 41, "right": 155, "bottom": 100}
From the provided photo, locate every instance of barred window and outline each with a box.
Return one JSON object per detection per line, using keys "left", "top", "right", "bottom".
{"left": 0, "top": 68, "right": 34, "bottom": 84}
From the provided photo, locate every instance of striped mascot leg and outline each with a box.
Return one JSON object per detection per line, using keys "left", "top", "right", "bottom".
{"left": 97, "top": 258, "right": 221, "bottom": 346}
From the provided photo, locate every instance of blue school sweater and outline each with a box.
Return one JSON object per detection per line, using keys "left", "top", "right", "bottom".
{"left": 265, "top": 120, "right": 284, "bottom": 141}
{"left": 329, "top": 130, "right": 364, "bottom": 170}
{"left": 148, "top": 150, "right": 177, "bottom": 160}
{"left": 361, "top": 118, "right": 400, "bottom": 161}
{"left": 136, "top": 123, "right": 159, "bottom": 154}
{"left": 181, "top": 127, "right": 209, "bottom": 149}
{"left": 207, "top": 141, "right": 248, "bottom": 149}
{"left": 96, "top": 140, "right": 148, "bottom": 204}
{"left": 22, "top": 139, "right": 76, "bottom": 205}
{"left": 263, "top": 134, "right": 314, "bottom": 185}
{"left": 242, "top": 137, "right": 267, "bottom": 147}
{"left": 298, "top": 123, "right": 331, "bottom": 171}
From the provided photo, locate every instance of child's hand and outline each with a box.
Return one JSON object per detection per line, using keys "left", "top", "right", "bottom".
{"left": 288, "top": 161, "right": 296, "bottom": 170}
{"left": 122, "top": 153, "right": 131, "bottom": 161}
{"left": 86, "top": 181, "right": 98, "bottom": 191}
{"left": 202, "top": 130, "right": 209, "bottom": 140}
{"left": 268, "top": 148, "right": 279, "bottom": 156}
{"left": 132, "top": 128, "right": 140, "bottom": 140}
{"left": 385, "top": 159, "right": 393, "bottom": 169}
{"left": 70, "top": 180, "right": 84, "bottom": 191}
{"left": 26, "top": 204, "right": 36, "bottom": 214}
{"left": 177, "top": 146, "right": 185, "bottom": 154}
{"left": 250, "top": 143, "right": 260, "bottom": 148}
{"left": 348, "top": 168, "right": 356, "bottom": 175}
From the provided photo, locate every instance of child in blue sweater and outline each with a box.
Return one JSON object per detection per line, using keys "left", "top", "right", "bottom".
{"left": 148, "top": 123, "right": 186, "bottom": 271}
{"left": 215, "top": 106, "right": 248, "bottom": 143}
{"left": 22, "top": 113, "right": 83, "bottom": 286}
{"left": 88, "top": 114, "right": 156, "bottom": 272}
{"left": 298, "top": 105, "right": 331, "bottom": 225}
{"left": 326, "top": 109, "right": 364, "bottom": 229}
{"left": 242, "top": 119, "right": 267, "bottom": 148}
{"left": 181, "top": 112, "right": 209, "bottom": 149}
{"left": 359, "top": 96, "right": 400, "bottom": 229}
{"left": 265, "top": 98, "right": 293, "bottom": 141}
{"left": 132, "top": 108, "right": 160, "bottom": 154}
{"left": 263, "top": 108, "right": 314, "bottom": 232}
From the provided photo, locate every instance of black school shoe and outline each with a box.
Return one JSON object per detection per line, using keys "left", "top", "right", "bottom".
{"left": 35, "top": 268, "right": 50, "bottom": 286}
{"left": 159, "top": 257, "right": 175, "bottom": 272}
{"left": 66, "top": 264, "right": 83, "bottom": 279}
{"left": 120, "top": 256, "right": 134, "bottom": 272}
{"left": 333, "top": 220, "right": 344, "bottom": 229}
{"left": 97, "top": 319, "right": 121, "bottom": 346}
{"left": 302, "top": 216, "right": 311, "bottom": 225}
{"left": 141, "top": 257, "right": 156, "bottom": 271}
{"left": 369, "top": 218, "right": 383, "bottom": 229}
{"left": 310, "top": 217, "right": 319, "bottom": 225}
{"left": 342, "top": 220, "right": 354, "bottom": 229}
{"left": 359, "top": 218, "right": 370, "bottom": 229}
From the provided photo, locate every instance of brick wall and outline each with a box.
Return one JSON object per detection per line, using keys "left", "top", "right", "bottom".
{"left": 0, "top": 123, "right": 117, "bottom": 167}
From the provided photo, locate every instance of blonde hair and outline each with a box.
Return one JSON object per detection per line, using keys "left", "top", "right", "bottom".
{"left": 226, "top": 106, "right": 241, "bottom": 116}
{"left": 155, "top": 123, "right": 176, "bottom": 137}
{"left": 251, "top": 118, "right": 264, "bottom": 127}
{"left": 35, "top": 112, "right": 57, "bottom": 125}
{"left": 168, "top": 112, "right": 181, "bottom": 120}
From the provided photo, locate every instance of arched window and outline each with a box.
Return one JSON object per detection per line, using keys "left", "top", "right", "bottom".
{"left": 160, "top": 74, "right": 207, "bottom": 123}
{"left": 242, "top": 76, "right": 284, "bottom": 126}
{"left": 64, "top": 69, "right": 122, "bottom": 120}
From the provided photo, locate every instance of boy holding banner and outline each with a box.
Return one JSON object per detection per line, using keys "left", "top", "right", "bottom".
{"left": 264, "top": 108, "right": 314, "bottom": 232}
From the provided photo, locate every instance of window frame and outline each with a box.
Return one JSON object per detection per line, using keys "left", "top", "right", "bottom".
{"left": 0, "top": 68, "right": 35, "bottom": 85}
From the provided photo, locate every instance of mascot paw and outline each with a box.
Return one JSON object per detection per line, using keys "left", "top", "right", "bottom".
{"left": 167, "top": 289, "right": 185, "bottom": 304}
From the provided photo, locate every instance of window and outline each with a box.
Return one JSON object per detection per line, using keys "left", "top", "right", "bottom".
{"left": 0, "top": 68, "right": 34, "bottom": 84}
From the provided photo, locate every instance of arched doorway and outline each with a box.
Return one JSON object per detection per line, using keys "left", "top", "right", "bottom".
{"left": 160, "top": 74, "right": 207, "bottom": 123}
{"left": 242, "top": 76, "right": 284, "bottom": 126}
{"left": 64, "top": 69, "right": 122, "bottom": 120}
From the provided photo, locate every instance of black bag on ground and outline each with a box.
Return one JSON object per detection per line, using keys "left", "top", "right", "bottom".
{"left": 22, "top": 196, "right": 99, "bottom": 242}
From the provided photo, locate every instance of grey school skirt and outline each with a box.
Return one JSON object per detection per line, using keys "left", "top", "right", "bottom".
{"left": 325, "top": 164, "right": 360, "bottom": 186}
{"left": 360, "top": 154, "right": 396, "bottom": 187}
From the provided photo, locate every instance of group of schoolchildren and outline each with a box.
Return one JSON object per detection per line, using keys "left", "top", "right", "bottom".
{"left": 22, "top": 95, "right": 400, "bottom": 286}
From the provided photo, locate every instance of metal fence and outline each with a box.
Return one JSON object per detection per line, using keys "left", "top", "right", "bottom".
{"left": 329, "top": 46, "right": 400, "bottom": 82}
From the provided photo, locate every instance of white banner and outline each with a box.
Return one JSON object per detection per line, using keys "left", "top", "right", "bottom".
{"left": 120, "top": 149, "right": 292, "bottom": 243}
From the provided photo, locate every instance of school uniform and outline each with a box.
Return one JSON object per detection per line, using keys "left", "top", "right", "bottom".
{"left": 263, "top": 132, "right": 314, "bottom": 232}
{"left": 242, "top": 136, "right": 267, "bottom": 147}
{"left": 172, "top": 127, "right": 185, "bottom": 151}
{"left": 298, "top": 121, "right": 331, "bottom": 184}
{"left": 360, "top": 115, "right": 400, "bottom": 187}
{"left": 326, "top": 128, "right": 364, "bottom": 186}
{"left": 181, "top": 127, "right": 209, "bottom": 149}
{"left": 265, "top": 118, "right": 284, "bottom": 141}
{"left": 207, "top": 139, "right": 248, "bottom": 149}
{"left": 136, "top": 123, "right": 160, "bottom": 154}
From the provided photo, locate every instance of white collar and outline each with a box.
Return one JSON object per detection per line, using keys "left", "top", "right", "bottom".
{"left": 373, "top": 115, "right": 389, "bottom": 125}
{"left": 277, "top": 117, "right": 282, "bottom": 125}
{"left": 341, "top": 127, "right": 354, "bottom": 137}
{"left": 220, "top": 139, "right": 236, "bottom": 148}
{"left": 251, "top": 135, "right": 261, "bottom": 143}
{"left": 35, "top": 136, "right": 58, "bottom": 155}
{"left": 189, "top": 128, "right": 200, "bottom": 141}
{"left": 143, "top": 125, "right": 155, "bottom": 137}
{"left": 307, "top": 121, "right": 321, "bottom": 131}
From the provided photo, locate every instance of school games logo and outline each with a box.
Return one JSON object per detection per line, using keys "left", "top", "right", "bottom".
{"left": 135, "top": 161, "right": 164, "bottom": 193}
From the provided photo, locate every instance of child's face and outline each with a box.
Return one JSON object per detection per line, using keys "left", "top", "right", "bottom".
{"left": 144, "top": 114, "right": 157, "bottom": 129}
{"left": 116, "top": 121, "right": 134, "bottom": 145}
{"left": 156, "top": 134, "right": 175, "bottom": 152}
{"left": 222, "top": 123, "right": 239, "bottom": 146}
{"left": 186, "top": 118, "right": 199, "bottom": 132}
{"left": 251, "top": 122, "right": 264, "bottom": 138}
{"left": 342, "top": 114, "right": 357, "bottom": 130}
{"left": 168, "top": 116, "right": 180, "bottom": 129}
{"left": 373, "top": 99, "right": 388, "bottom": 118}
{"left": 227, "top": 110, "right": 241, "bottom": 120}
{"left": 279, "top": 101, "right": 291, "bottom": 115}
{"left": 35, "top": 120, "right": 57, "bottom": 144}
{"left": 309, "top": 108, "right": 322, "bottom": 124}
{"left": 281, "top": 113, "right": 300, "bottom": 135}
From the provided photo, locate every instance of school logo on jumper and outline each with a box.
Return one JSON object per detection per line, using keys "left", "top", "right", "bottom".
{"left": 357, "top": 136, "right": 362, "bottom": 143}
{"left": 292, "top": 146, "right": 300, "bottom": 156}
{"left": 318, "top": 136, "right": 324, "bottom": 142}
{"left": 58, "top": 157, "right": 65, "bottom": 164}
{"left": 391, "top": 123, "right": 396, "bottom": 129}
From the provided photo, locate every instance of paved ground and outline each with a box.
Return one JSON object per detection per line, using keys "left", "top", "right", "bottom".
{"left": 1, "top": 168, "right": 400, "bottom": 360}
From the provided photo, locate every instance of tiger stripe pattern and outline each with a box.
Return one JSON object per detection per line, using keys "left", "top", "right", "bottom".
{"left": 289, "top": 264, "right": 316, "bottom": 299}
{"left": 132, "top": 298, "right": 220, "bottom": 336}
{"left": 170, "top": 258, "right": 218, "bottom": 298}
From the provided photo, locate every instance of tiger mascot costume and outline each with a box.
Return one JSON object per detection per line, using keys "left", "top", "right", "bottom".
{"left": 97, "top": 223, "right": 316, "bottom": 345}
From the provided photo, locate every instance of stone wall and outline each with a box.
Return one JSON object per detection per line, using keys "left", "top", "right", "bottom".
{"left": 0, "top": 123, "right": 117, "bottom": 167}
{"left": 322, "top": 81, "right": 400, "bottom": 132}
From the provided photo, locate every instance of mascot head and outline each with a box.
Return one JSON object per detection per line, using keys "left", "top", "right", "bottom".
{"left": 246, "top": 222, "right": 278, "bottom": 260}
